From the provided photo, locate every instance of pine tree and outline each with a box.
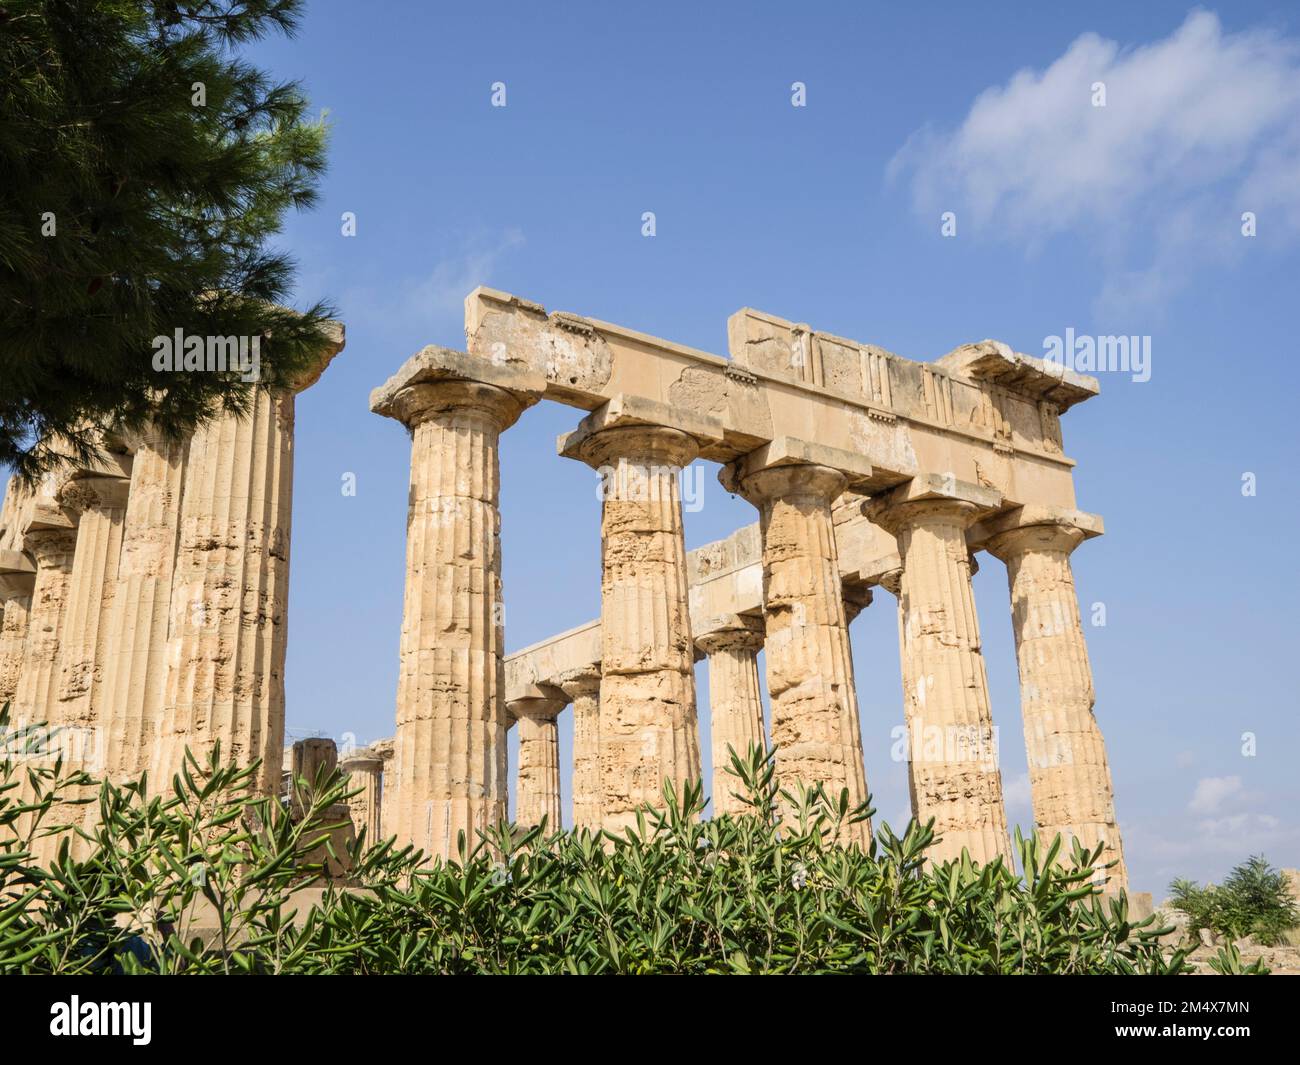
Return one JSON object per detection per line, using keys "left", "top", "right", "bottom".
{"left": 0, "top": 0, "right": 336, "bottom": 482}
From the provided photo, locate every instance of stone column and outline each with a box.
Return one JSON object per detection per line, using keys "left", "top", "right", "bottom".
{"left": 508, "top": 696, "right": 565, "bottom": 830}
{"left": 722, "top": 446, "right": 871, "bottom": 843}
{"left": 153, "top": 341, "right": 339, "bottom": 799}
{"left": 561, "top": 423, "right": 703, "bottom": 833}
{"left": 866, "top": 480, "right": 1011, "bottom": 866}
{"left": 54, "top": 475, "right": 130, "bottom": 739}
{"left": 12, "top": 521, "right": 79, "bottom": 730}
{"left": 983, "top": 511, "right": 1127, "bottom": 888}
{"left": 96, "top": 431, "right": 186, "bottom": 784}
{"left": 374, "top": 376, "right": 533, "bottom": 861}
{"left": 555, "top": 666, "right": 601, "bottom": 830}
{"left": 341, "top": 749, "right": 384, "bottom": 842}
{"left": 0, "top": 554, "right": 36, "bottom": 708}
{"left": 695, "top": 615, "right": 765, "bottom": 817}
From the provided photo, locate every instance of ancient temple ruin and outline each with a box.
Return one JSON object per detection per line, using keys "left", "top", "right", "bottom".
{"left": 0, "top": 287, "right": 1127, "bottom": 888}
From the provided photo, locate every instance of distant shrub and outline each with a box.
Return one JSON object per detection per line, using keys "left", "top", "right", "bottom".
{"left": 1171, "top": 856, "right": 1299, "bottom": 947}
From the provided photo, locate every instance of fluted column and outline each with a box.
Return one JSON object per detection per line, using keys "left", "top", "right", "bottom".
{"left": 866, "top": 487, "right": 1011, "bottom": 866}
{"left": 695, "top": 616, "right": 765, "bottom": 817}
{"left": 379, "top": 379, "right": 531, "bottom": 860}
{"left": 152, "top": 343, "right": 338, "bottom": 799}
{"left": 555, "top": 666, "right": 601, "bottom": 830}
{"left": 508, "top": 696, "right": 565, "bottom": 830}
{"left": 564, "top": 425, "right": 702, "bottom": 833}
{"left": 0, "top": 559, "right": 36, "bottom": 708}
{"left": 340, "top": 749, "right": 384, "bottom": 842}
{"left": 985, "top": 517, "right": 1126, "bottom": 888}
{"left": 96, "top": 430, "right": 186, "bottom": 784}
{"left": 55, "top": 476, "right": 130, "bottom": 736}
{"left": 725, "top": 460, "right": 870, "bottom": 842}
{"left": 12, "top": 525, "right": 79, "bottom": 729}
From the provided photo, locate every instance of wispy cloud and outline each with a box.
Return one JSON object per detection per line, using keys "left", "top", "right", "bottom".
{"left": 341, "top": 228, "right": 525, "bottom": 337}
{"left": 1188, "top": 775, "right": 1243, "bottom": 814}
{"left": 888, "top": 11, "right": 1300, "bottom": 316}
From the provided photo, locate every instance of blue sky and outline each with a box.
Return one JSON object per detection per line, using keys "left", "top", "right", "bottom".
{"left": 241, "top": 1, "right": 1299, "bottom": 895}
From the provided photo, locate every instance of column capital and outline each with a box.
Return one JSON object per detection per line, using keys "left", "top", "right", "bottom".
{"left": 0, "top": 550, "right": 37, "bottom": 600}
{"left": 281, "top": 320, "right": 346, "bottom": 395}
{"left": 864, "top": 474, "right": 1001, "bottom": 535}
{"left": 553, "top": 665, "right": 601, "bottom": 700}
{"left": 507, "top": 695, "right": 567, "bottom": 722}
{"left": 370, "top": 344, "right": 543, "bottom": 430}
{"left": 22, "top": 525, "right": 78, "bottom": 563}
{"left": 720, "top": 436, "right": 872, "bottom": 506}
{"left": 557, "top": 393, "right": 722, "bottom": 470}
{"left": 339, "top": 749, "right": 384, "bottom": 773}
{"left": 877, "top": 567, "right": 903, "bottom": 597}
{"left": 972, "top": 505, "right": 1104, "bottom": 559}
{"left": 695, "top": 613, "right": 764, "bottom": 656}
{"left": 843, "top": 583, "right": 874, "bottom": 624}
{"left": 57, "top": 474, "right": 130, "bottom": 515}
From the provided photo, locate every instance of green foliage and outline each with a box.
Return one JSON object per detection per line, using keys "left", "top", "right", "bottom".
{"left": 0, "top": 0, "right": 335, "bottom": 482}
{"left": 1, "top": 714, "right": 1199, "bottom": 974}
{"left": 1170, "top": 856, "right": 1299, "bottom": 947}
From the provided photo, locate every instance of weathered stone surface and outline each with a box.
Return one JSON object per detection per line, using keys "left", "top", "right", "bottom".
{"left": 508, "top": 696, "right": 565, "bottom": 830}
{"left": 560, "top": 417, "right": 706, "bottom": 832}
{"left": 378, "top": 376, "right": 534, "bottom": 861}
{"left": 695, "top": 615, "right": 765, "bottom": 817}
{"left": 554, "top": 666, "right": 601, "bottom": 830}
{"left": 982, "top": 511, "right": 1127, "bottom": 889}
{"left": 151, "top": 391, "right": 298, "bottom": 798}
{"left": 725, "top": 456, "right": 870, "bottom": 845}
{"left": 866, "top": 481, "right": 1012, "bottom": 865}
{"left": 95, "top": 431, "right": 186, "bottom": 785}
{"left": 340, "top": 748, "right": 384, "bottom": 842}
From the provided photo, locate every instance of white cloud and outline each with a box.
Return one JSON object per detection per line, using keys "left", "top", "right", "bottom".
{"left": 888, "top": 11, "right": 1300, "bottom": 314}
{"left": 340, "top": 228, "right": 525, "bottom": 336}
{"left": 1188, "top": 774, "right": 1243, "bottom": 814}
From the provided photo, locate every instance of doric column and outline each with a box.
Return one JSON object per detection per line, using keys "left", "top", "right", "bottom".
{"left": 982, "top": 509, "right": 1127, "bottom": 888}
{"left": 560, "top": 414, "right": 706, "bottom": 833}
{"left": 12, "top": 519, "right": 79, "bottom": 730}
{"left": 722, "top": 441, "right": 873, "bottom": 843}
{"left": 555, "top": 666, "right": 602, "bottom": 830}
{"left": 54, "top": 475, "right": 130, "bottom": 737}
{"left": 0, "top": 554, "right": 36, "bottom": 708}
{"left": 340, "top": 748, "right": 384, "bottom": 842}
{"left": 508, "top": 696, "right": 565, "bottom": 830}
{"left": 153, "top": 338, "right": 340, "bottom": 799}
{"left": 96, "top": 430, "right": 186, "bottom": 784}
{"left": 373, "top": 371, "right": 534, "bottom": 860}
{"left": 866, "top": 479, "right": 1011, "bottom": 866}
{"left": 695, "top": 615, "right": 765, "bottom": 817}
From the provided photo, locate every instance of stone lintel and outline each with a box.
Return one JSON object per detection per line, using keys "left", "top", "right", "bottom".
{"left": 723, "top": 436, "right": 873, "bottom": 490}
{"left": 369, "top": 343, "right": 545, "bottom": 420}
{"left": 934, "top": 340, "right": 1099, "bottom": 412}
{"left": 876, "top": 472, "right": 1001, "bottom": 511}
{"left": 556, "top": 393, "right": 724, "bottom": 460}
{"left": 969, "top": 504, "right": 1104, "bottom": 551}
